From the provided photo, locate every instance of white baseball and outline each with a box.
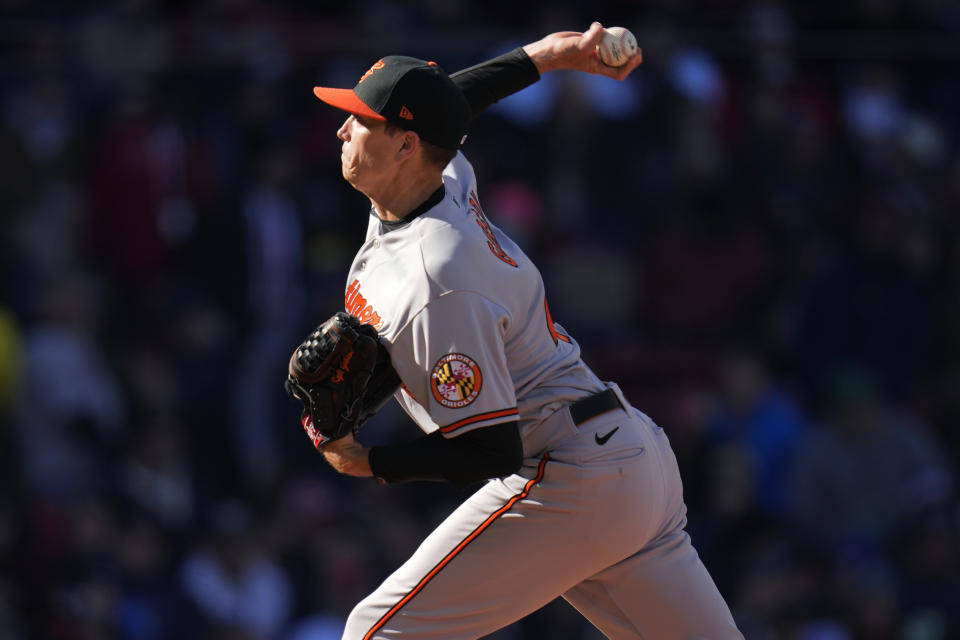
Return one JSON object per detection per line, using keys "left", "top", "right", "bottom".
{"left": 597, "top": 26, "right": 638, "bottom": 67}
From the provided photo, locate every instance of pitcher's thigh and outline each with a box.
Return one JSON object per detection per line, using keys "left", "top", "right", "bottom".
{"left": 344, "top": 463, "right": 605, "bottom": 639}
{"left": 564, "top": 528, "right": 743, "bottom": 640}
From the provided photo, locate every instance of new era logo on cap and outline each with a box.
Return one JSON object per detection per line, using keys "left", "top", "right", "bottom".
{"left": 313, "top": 55, "right": 470, "bottom": 149}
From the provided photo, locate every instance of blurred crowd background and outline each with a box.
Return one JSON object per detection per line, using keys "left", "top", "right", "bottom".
{"left": 1, "top": 0, "right": 959, "bottom": 638}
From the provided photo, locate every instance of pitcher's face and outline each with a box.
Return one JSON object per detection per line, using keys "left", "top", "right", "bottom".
{"left": 336, "top": 114, "right": 400, "bottom": 195}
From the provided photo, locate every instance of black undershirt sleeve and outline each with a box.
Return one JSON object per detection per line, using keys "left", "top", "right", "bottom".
{"left": 450, "top": 48, "right": 540, "bottom": 120}
{"left": 368, "top": 421, "right": 523, "bottom": 489}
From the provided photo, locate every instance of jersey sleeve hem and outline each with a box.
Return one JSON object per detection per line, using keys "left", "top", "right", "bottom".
{"left": 439, "top": 407, "right": 519, "bottom": 437}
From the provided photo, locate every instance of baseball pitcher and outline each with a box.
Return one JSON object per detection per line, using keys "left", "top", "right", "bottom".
{"left": 285, "top": 22, "right": 744, "bottom": 640}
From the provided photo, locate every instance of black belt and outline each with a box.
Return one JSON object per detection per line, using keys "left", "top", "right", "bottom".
{"left": 570, "top": 388, "right": 624, "bottom": 426}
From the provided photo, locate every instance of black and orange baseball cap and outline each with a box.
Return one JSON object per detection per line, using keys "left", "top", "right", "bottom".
{"left": 313, "top": 56, "right": 471, "bottom": 150}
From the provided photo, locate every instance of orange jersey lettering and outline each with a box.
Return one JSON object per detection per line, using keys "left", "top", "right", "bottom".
{"left": 345, "top": 279, "right": 383, "bottom": 329}
{"left": 544, "top": 298, "right": 570, "bottom": 345}
{"left": 468, "top": 191, "right": 518, "bottom": 267}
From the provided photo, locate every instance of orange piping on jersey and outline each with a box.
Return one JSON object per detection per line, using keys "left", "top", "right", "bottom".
{"left": 439, "top": 407, "right": 519, "bottom": 434}
{"left": 361, "top": 453, "right": 550, "bottom": 640}
{"left": 544, "top": 299, "right": 571, "bottom": 345}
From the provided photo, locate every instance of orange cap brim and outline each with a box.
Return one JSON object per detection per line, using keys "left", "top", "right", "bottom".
{"left": 312, "top": 87, "right": 386, "bottom": 120}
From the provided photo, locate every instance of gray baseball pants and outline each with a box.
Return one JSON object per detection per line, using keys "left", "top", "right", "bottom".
{"left": 343, "top": 385, "right": 744, "bottom": 639}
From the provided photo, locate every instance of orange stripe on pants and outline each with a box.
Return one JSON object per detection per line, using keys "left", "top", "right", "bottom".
{"left": 362, "top": 453, "right": 551, "bottom": 640}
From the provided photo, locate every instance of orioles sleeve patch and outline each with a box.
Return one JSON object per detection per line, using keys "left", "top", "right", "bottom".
{"left": 431, "top": 353, "right": 483, "bottom": 409}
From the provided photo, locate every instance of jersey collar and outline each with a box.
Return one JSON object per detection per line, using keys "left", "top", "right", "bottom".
{"left": 377, "top": 185, "right": 446, "bottom": 234}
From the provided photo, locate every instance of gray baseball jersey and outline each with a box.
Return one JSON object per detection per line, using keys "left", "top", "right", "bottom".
{"left": 341, "top": 153, "right": 743, "bottom": 639}
{"left": 346, "top": 152, "right": 603, "bottom": 447}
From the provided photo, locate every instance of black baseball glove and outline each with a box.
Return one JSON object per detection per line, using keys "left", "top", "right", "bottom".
{"left": 284, "top": 312, "right": 401, "bottom": 449}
